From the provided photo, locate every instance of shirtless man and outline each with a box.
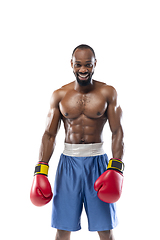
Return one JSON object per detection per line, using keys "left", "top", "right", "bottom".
{"left": 30, "top": 44, "right": 124, "bottom": 240}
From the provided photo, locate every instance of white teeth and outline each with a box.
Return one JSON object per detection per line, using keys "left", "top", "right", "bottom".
{"left": 78, "top": 73, "right": 89, "bottom": 78}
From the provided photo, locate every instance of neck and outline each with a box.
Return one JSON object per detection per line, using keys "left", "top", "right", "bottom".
{"left": 74, "top": 79, "right": 94, "bottom": 93}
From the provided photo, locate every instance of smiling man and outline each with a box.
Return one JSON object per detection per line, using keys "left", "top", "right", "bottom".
{"left": 72, "top": 45, "right": 96, "bottom": 87}
{"left": 30, "top": 44, "right": 124, "bottom": 240}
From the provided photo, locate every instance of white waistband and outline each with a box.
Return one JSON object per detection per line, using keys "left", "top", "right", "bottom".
{"left": 63, "top": 143, "right": 105, "bottom": 157}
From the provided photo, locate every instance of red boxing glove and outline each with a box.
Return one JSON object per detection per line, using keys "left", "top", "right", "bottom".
{"left": 94, "top": 158, "right": 124, "bottom": 203}
{"left": 30, "top": 162, "right": 53, "bottom": 207}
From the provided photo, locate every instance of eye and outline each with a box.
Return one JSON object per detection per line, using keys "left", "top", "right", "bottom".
{"left": 86, "top": 64, "right": 93, "bottom": 67}
{"left": 75, "top": 64, "right": 81, "bottom": 67}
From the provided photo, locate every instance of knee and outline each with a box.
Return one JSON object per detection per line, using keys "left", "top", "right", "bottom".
{"left": 55, "top": 230, "right": 71, "bottom": 240}
{"left": 98, "top": 230, "right": 114, "bottom": 240}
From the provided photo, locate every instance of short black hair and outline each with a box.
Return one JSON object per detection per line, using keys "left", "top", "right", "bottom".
{"left": 72, "top": 44, "right": 96, "bottom": 59}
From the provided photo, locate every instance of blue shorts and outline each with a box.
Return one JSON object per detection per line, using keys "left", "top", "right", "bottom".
{"left": 51, "top": 143, "right": 118, "bottom": 232}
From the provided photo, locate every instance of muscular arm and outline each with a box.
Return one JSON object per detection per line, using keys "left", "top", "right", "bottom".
{"left": 107, "top": 87, "right": 124, "bottom": 159}
{"left": 39, "top": 91, "right": 62, "bottom": 163}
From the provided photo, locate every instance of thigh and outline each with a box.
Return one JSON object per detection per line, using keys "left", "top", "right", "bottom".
{"left": 84, "top": 193, "right": 118, "bottom": 231}
{"left": 51, "top": 154, "right": 83, "bottom": 231}
{"left": 83, "top": 154, "right": 118, "bottom": 231}
{"left": 98, "top": 230, "right": 115, "bottom": 240}
{"left": 56, "top": 230, "right": 71, "bottom": 240}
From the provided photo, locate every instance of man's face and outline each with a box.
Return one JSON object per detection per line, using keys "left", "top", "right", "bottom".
{"left": 71, "top": 48, "right": 97, "bottom": 86}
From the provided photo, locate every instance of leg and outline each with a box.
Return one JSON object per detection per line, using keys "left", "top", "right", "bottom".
{"left": 51, "top": 154, "right": 83, "bottom": 232}
{"left": 55, "top": 230, "right": 71, "bottom": 240}
{"left": 98, "top": 230, "right": 115, "bottom": 240}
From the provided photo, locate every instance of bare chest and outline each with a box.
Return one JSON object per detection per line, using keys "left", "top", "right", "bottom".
{"left": 59, "top": 91, "right": 107, "bottom": 119}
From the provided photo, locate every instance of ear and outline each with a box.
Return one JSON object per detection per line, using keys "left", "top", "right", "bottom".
{"left": 94, "top": 59, "right": 97, "bottom": 67}
{"left": 71, "top": 59, "right": 73, "bottom": 68}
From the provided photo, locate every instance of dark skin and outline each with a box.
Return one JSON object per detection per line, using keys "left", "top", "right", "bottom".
{"left": 39, "top": 48, "right": 124, "bottom": 240}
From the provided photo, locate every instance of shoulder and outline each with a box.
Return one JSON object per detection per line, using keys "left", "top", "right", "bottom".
{"left": 94, "top": 80, "right": 117, "bottom": 103}
{"left": 103, "top": 85, "right": 117, "bottom": 102}
{"left": 50, "top": 81, "right": 74, "bottom": 108}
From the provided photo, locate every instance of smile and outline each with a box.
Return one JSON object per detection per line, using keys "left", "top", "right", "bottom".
{"left": 78, "top": 73, "right": 89, "bottom": 80}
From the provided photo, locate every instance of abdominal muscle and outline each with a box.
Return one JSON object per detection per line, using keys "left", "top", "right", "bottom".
{"left": 63, "top": 114, "right": 107, "bottom": 144}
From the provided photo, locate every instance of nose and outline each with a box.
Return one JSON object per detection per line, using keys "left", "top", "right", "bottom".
{"left": 79, "top": 66, "right": 88, "bottom": 73}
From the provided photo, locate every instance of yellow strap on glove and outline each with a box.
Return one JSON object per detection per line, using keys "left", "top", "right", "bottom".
{"left": 107, "top": 158, "right": 125, "bottom": 174}
{"left": 34, "top": 162, "right": 49, "bottom": 176}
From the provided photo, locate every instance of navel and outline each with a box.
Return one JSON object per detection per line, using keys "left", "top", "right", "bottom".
{"left": 97, "top": 112, "right": 101, "bottom": 116}
{"left": 65, "top": 113, "right": 68, "bottom": 116}
{"left": 81, "top": 138, "right": 85, "bottom": 143}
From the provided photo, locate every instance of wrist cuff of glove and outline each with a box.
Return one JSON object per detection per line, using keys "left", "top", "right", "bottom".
{"left": 34, "top": 162, "right": 49, "bottom": 176}
{"left": 107, "top": 158, "right": 125, "bottom": 174}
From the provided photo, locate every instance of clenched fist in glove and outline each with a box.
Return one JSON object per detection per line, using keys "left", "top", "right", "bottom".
{"left": 94, "top": 158, "right": 124, "bottom": 203}
{"left": 30, "top": 162, "right": 53, "bottom": 207}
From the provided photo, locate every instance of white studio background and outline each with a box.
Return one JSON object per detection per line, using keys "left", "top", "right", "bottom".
{"left": 0, "top": 0, "right": 160, "bottom": 239}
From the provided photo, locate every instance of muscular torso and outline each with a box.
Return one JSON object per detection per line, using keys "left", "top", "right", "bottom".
{"left": 59, "top": 81, "right": 108, "bottom": 144}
